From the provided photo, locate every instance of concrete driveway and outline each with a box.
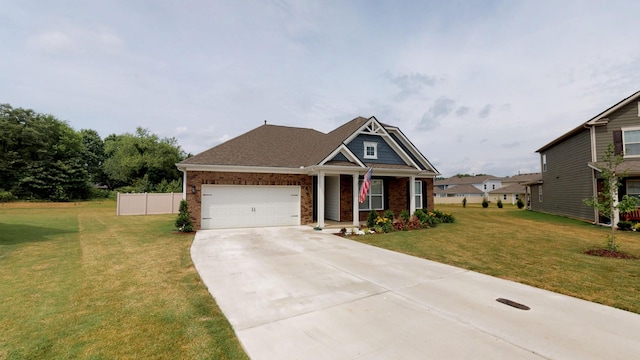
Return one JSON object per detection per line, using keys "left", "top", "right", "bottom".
{"left": 191, "top": 226, "right": 640, "bottom": 359}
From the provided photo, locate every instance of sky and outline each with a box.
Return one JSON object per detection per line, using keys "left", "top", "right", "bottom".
{"left": 2, "top": 0, "right": 640, "bottom": 177}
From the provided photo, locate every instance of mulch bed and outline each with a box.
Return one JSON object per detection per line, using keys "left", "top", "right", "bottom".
{"left": 584, "top": 249, "right": 637, "bottom": 259}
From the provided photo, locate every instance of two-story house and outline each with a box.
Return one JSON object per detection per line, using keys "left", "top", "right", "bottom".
{"left": 434, "top": 175, "right": 502, "bottom": 204}
{"left": 531, "top": 90, "right": 640, "bottom": 223}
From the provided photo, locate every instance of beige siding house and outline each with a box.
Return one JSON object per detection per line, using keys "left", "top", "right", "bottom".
{"left": 533, "top": 90, "right": 640, "bottom": 223}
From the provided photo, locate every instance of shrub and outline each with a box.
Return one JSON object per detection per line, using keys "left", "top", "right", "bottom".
{"left": 375, "top": 216, "right": 393, "bottom": 233}
{"left": 497, "top": 199, "right": 503, "bottom": 208}
{"left": 400, "top": 209, "right": 410, "bottom": 223}
{"left": 432, "top": 209, "right": 455, "bottom": 223}
{"left": 406, "top": 216, "right": 422, "bottom": 230}
{"left": 414, "top": 209, "right": 428, "bottom": 224}
{"left": 175, "top": 200, "right": 194, "bottom": 232}
{"left": 617, "top": 221, "right": 633, "bottom": 231}
{"left": 392, "top": 219, "right": 405, "bottom": 231}
{"left": 383, "top": 209, "right": 395, "bottom": 221}
{"left": 462, "top": 197, "right": 467, "bottom": 208}
{"left": 634, "top": 223, "right": 640, "bottom": 232}
{"left": 517, "top": 198, "right": 525, "bottom": 209}
{"left": 89, "top": 187, "right": 113, "bottom": 199}
{"left": 414, "top": 209, "right": 440, "bottom": 227}
{"left": 0, "top": 190, "right": 15, "bottom": 202}
{"left": 482, "top": 198, "right": 489, "bottom": 208}
{"left": 366, "top": 210, "right": 380, "bottom": 228}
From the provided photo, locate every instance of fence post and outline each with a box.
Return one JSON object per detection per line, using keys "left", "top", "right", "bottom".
{"left": 144, "top": 192, "right": 148, "bottom": 215}
{"left": 116, "top": 192, "right": 120, "bottom": 215}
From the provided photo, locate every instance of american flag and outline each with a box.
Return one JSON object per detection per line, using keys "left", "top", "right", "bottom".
{"left": 359, "top": 168, "right": 373, "bottom": 203}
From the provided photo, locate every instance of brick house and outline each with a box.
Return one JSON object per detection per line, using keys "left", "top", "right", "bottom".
{"left": 176, "top": 116, "right": 439, "bottom": 229}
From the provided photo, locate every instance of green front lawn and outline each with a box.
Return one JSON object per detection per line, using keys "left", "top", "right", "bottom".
{"left": 0, "top": 201, "right": 247, "bottom": 359}
{"left": 353, "top": 204, "right": 640, "bottom": 314}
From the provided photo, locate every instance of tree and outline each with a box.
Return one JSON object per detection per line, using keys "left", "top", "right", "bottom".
{"left": 102, "top": 127, "right": 186, "bottom": 191}
{"left": 80, "top": 129, "right": 106, "bottom": 185}
{"left": 583, "top": 144, "right": 637, "bottom": 251}
{"left": 175, "top": 200, "right": 194, "bottom": 232}
{"left": 0, "top": 104, "right": 91, "bottom": 200}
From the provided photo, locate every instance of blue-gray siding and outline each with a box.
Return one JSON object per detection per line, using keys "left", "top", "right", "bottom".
{"left": 330, "top": 152, "right": 349, "bottom": 162}
{"left": 346, "top": 134, "right": 405, "bottom": 165}
{"left": 389, "top": 133, "right": 426, "bottom": 170}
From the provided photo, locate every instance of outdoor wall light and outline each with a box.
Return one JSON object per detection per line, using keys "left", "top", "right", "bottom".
{"left": 191, "top": 185, "right": 196, "bottom": 194}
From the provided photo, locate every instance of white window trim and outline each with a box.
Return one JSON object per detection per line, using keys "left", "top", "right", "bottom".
{"left": 363, "top": 141, "right": 378, "bottom": 159}
{"left": 622, "top": 126, "right": 640, "bottom": 158}
{"left": 626, "top": 179, "right": 640, "bottom": 199}
{"left": 542, "top": 153, "right": 547, "bottom": 172}
{"left": 415, "top": 180, "right": 423, "bottom": 209}
{"left": 359, "top": 179, "right": 384, "bottom": 210}
{"left": 538, "top": 186, "right": 543, "bottom": 202}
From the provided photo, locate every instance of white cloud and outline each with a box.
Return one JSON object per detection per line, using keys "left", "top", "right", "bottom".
{"left": 3, "top": 0, "right": 640, "bottom": 177}
{"left": 27, "top": 31, "right": 75, "bottom": 53}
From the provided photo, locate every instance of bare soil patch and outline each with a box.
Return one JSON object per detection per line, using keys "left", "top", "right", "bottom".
{"left": 585, "top": 248, "right": 637, "bottom": 259}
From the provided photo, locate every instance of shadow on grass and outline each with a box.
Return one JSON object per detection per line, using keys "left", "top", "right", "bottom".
{"left": 0, "top": 223, "right": 78, "bottom": 245}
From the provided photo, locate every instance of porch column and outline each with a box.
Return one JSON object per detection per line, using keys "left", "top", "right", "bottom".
{"left": 317, "top": 171, "right": 325, "bottom": 228}
{"left": 352, "top": 173, "right": 359, "bottom": 227}
{"left": 409, "top": 175, "right": 416, "bottom": 215}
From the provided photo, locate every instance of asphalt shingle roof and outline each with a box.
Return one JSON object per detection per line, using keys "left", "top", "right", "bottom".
{"left": 179, "top": 117, "right": 371, "bottom": 168}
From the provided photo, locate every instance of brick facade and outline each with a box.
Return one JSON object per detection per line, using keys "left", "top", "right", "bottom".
{"left": 187, "top": 171, "right": 434, "bottom": 229}
{"left": 186, "top": 171, "right": 313, "bottom": 229}
{"left": 340, "top": 175, "right": 435, "bottom": 222}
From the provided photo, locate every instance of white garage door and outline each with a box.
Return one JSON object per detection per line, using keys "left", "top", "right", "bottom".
{"left": 201, "top": 185, "right": 301, "bottom": 229}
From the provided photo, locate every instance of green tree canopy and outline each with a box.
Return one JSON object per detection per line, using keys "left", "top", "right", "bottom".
{"left": 0, "top": 104, "right": 90, "bottom": 200}
{"left": 102, "top": 127, "right": 186, "bottom": 192}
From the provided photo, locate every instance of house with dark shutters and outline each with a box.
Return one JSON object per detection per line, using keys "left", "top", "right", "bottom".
{"left": 531, "top": 90, "right": 640, "bottom": 224}
{"left": 176, "top": 116, "right": 439, "bottom": 229}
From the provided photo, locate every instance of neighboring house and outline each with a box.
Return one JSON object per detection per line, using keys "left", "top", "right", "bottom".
{"left": 434, "top": 175, "right": 502, "bottom": 204}
{"left": 532, "top": 90, "right": 640, "bottom": 223}
{"left": 176, "top": 116, "right": 439, "bottom": 229}
{"left": 488, "top": 173, "right": 541, "bottom": 205}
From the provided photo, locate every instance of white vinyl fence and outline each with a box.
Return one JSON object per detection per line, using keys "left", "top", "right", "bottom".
{"left": 116, "top": 192, "right": 183, "bottom": 215}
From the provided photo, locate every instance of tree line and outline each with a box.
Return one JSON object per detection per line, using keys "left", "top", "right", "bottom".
{"left": 0, "top": 104, "right": 189, "bottom": 202}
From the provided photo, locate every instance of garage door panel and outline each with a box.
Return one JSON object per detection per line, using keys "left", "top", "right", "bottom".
{"left": 201, "top": 185, "right": 300, "bottom": 229}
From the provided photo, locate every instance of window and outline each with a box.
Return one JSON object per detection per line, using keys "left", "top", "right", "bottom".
{"left": 538, "top": 186, "right": 543, "bottom": 202}
{"left": 483, "top": 184, "right": 487, "bottom": 190}
{"left": 359, "top": 179, "right": 383, "bottom": 210}
{"left": 363, "top": 141, "right": 377, "bottom": 159}
{"left": 503, "top": 194, "right": 507, "bottom": 200}
{"left": 415, "top": 180, "right": 423, "bottom": 209}
{"left": 492, "top": 184, "right": 495, "bottom": 190}
{"left": 623, "top": 128, "right": 640, "bottom": 157}
{"left": 627, "top": 180, "right": 640, "bottom": 200}
{"left": 542, "top": 154, "right": 547, "bottom": 172}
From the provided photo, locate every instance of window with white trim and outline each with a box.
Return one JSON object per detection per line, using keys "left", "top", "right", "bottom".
{"left": 627, "top": 180, "right": 640, "bottom": 200}
{"left": 415, "top": 180, "right": 423, "bottom": 209}
{"left": 542, "top": 153, "right": 547, "bottom": 172}
{"left": 503, "top": 194, "right": 507, "bottom": 200}
{"left": 538, "top": 186, "right": 543, "bottom": 202}
{"left": 363, "top": 141, "right": 378, "bottom": 159}
{"left": 623, "top": 127, "right": 640, "bottom": 157}
{"left": 359, "top": 179, "right": 383, "bottom": 210}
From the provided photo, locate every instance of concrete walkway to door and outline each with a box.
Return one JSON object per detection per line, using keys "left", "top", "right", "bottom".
{"left": 191, "top": 226, "right": 640, "bottom": 359}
